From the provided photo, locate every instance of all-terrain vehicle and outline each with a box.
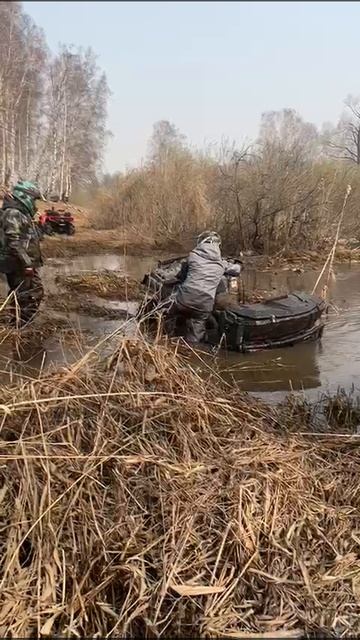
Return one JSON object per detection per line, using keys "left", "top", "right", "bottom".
{"left": 38, "top": 207, "right": 75, "bottom": 236}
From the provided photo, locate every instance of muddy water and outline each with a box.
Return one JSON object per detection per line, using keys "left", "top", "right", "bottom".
{"left": 214, "top": 264, "right": 360, "bottom": 401}
{"left": 0, "top": 254, "right": 153, "bottom": 382}
{"left": 1, "top": 253, "right": 360, "bottom": 402}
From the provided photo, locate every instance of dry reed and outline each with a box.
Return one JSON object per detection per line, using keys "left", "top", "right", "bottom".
{"left": 312, "top": 185, "right": 352, "bottom": 298}
{"left": 0, "top": 335, "right": 359, "bottom": 636}
{"left": 56, "top": 270, "right": 143, "bottom": 301}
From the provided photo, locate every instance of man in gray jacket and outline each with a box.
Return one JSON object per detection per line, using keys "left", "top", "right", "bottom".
{"left": 167, "top": 231, "right": 242, "bottom": 344}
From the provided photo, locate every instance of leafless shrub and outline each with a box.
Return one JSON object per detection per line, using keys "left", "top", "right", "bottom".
{"left": 92, "top": 113, "right": 360, "bottom": 255}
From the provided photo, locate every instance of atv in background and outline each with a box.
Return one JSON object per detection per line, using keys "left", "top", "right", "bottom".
{"left": 38, "top": 207, "right": 75, "bottom": 236}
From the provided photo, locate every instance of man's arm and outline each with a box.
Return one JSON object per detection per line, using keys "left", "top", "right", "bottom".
{"left": 223, "top": 259, "right": 242, "bottom": 277}
{"left": 4, "top": 210, "right": 32, "bottom": 268}
{"left": 176, "top": 259, "right": 188, "bottom": 283}
{"left": 161, "top": 259, "right": 188, "bottom": 285}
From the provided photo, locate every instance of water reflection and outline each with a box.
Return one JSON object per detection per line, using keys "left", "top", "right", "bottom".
{"left": 217, "top": 263, "right": 360, "bottom": 400}
{"left": 214, "top": 339, "right": 322, "bottom": 393}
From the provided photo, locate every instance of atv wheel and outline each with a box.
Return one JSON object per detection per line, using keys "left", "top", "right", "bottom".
{"left": 67, "top": 223, "right": 75, "bottom": 236}
{"left": 43, "top": 223, "right": 54, "bottom": 236}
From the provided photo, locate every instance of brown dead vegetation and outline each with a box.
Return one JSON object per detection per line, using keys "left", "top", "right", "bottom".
{"left": 40, "top": 228, "right": 156, "bottom": 259}
{"left": 90, "top": 115, "right": 360, "bottom": 260}
{"left": 0, "top": 335, "right": 359, "bottom": 636}
{"left": 55, "top": 270, "right": 143, "bottom": 301}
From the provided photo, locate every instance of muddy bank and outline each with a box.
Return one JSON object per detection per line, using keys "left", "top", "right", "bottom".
{"left": 46, "top": 269, "right": 144, "bottom": 319}
{"left": 41, "top": 228, "right": 156, "bottom": 258}
{"left": 45, "top": 293, "right": 130, "bottom": 320}
{"left": 41, "top": 226, "right": 360, "bottom": 272}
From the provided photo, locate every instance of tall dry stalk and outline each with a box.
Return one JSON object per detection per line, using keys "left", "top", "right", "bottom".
{"left": 312, "top": 184, "right": 352, "bottom": 298}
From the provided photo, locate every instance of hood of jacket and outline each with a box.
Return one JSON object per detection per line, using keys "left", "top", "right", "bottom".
{"left": 192, "top": 240, "right": 222, "bottom": 263}
{"left": 2, "top": 196, "right": 31, "bottom": 218}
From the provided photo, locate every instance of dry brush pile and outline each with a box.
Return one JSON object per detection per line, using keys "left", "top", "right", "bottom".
{"left": 0, "top": 336, "right": 359, "bottom": 636}
{"left": 56, "top": 270, "right": 143, "bottom": 301}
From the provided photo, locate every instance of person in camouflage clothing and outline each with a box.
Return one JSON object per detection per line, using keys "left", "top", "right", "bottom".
{"left": 0, "top": 181, "right": 45, "bottom": 325}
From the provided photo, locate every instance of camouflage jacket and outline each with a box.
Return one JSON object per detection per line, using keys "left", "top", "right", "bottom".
{"left": 0, "top": 199, "right": 43, "bottom": 271}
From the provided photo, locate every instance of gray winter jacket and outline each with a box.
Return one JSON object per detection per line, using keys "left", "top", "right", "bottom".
{"left": 173, "top": 242, "right": 241, "bottom": 313}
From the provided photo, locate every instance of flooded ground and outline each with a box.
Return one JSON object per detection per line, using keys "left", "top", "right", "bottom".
{"left": 215, "top": 264, "right": 360, "bottom": 401}
{"left": 44, "top": 253, "right": 162, "bottom": 291}
{"left": 0, "top": 252, "right": 359, "bottom": 402}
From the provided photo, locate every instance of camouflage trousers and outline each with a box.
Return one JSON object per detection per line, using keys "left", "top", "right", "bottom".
{"left": 6, "top": 269, "right": 44, "bottom": 325}
{"left": 165, "top": 300, "right": 208, "bottom": 344}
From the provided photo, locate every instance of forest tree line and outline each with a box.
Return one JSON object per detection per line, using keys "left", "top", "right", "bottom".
{"left": 3, "top": 1, "right": 360, "bottom": 254}
{"left": 94, "top": 106, "right": 360, "bottom": 254}
{"left": 0, "top": 0, "right": 109, "bottom": 199}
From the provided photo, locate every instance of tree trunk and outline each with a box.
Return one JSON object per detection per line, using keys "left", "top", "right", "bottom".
{"left": 49, "top": 123, "right": 58, "bottom": 195}
{"left": 59, "top": 88, "right": 68, "bottom": 199}
{"left": 232, "top": 169, "right": 245, "bottom": 250}
{"left": 17, "top": 125, "right": 22, "bottom": 177}
{"left": 65, "top": 163, "right": 71, "bottom": 198}
{"left": 25, "top": 91, "right": 31, "bottom": 174}
{"left": 8, "top": 109, "right": 16, "bottom": 185}
{"left": 1, "top": 117, "right": 6, "bottom": 185}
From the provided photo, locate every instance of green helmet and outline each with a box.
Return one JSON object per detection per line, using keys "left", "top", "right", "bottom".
{"left": 12, "top": 180, "right": 43, "bottom": 216}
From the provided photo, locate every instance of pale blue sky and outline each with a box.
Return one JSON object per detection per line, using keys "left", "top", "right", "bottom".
{"left": 24, "top": 1, "right": 360, "bottom": 173}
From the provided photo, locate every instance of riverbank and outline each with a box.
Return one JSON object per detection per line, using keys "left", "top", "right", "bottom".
{"left": 0, "top": 333, "right": 359, "bottom": 636}
{"left": 1, "top": 216, "right": 360, "bottom": 398}
{"left": 41, "top": 222, "right": 360, "bottom": 270}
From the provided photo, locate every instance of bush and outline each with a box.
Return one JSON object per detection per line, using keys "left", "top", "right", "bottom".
{"left": 90, "top": 116, "right": 360, "bottom": 255}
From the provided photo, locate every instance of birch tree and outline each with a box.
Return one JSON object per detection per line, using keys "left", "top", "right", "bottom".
{"left": 0, "top": 1, "right": 47, "bottom": 186}
{"left": 0, "top": 2, "right": 109, "bottom": 198}
{"left": 41, "top": 46, "right": 109, "bottom": 199}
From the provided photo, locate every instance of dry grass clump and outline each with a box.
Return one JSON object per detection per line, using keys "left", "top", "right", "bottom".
{"left": 323, "top": 387, "right": 360, "bottom": 429}
{"left": 0, "top": 336, "right": 359, "bottom": 636}
{"left": 56, "top": 270, "right": 142, "bottom": 301}
{"left": 284, "top": 387, "right": 360, "bottom": 434}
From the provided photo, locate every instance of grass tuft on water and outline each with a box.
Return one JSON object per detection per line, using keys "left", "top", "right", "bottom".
{"left": 56, "top": 269, "right": 143, "bottom": 300}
